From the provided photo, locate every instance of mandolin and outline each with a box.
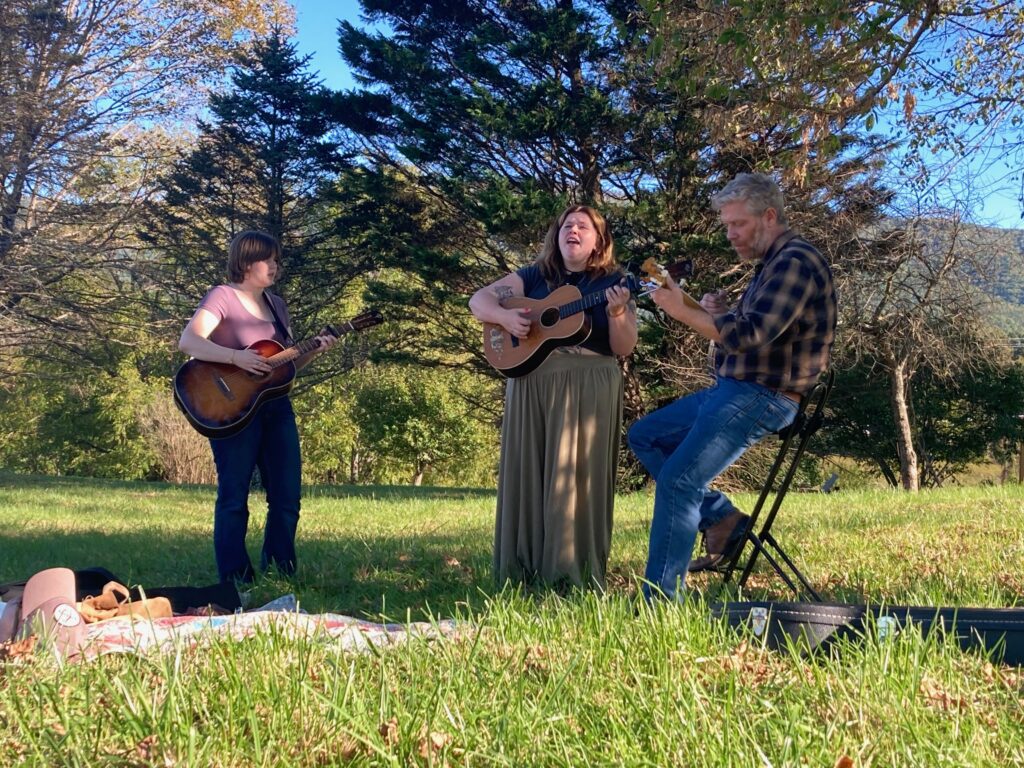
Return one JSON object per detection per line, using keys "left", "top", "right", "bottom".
{"left": 482, "top": 260, "right": 692, "bottom": 378}
{"left": 173, "top": 309, "right": 383, "bottom": 439}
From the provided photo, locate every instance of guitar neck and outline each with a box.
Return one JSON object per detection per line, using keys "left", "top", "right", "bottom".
{"left": 264, "top": 323, "right": 353, "bottom": 369}
{"left": 558, "top": 280, "right": 635, "bottom": 320}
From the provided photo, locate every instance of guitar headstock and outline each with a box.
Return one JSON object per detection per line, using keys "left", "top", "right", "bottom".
{"left": 639, "top": 258, "right": 693, "bottom": 290}
{"left": 347, "top": 309, "right": 384, "bottom": 331}
{"left": 328, "top": 309, "right": 384, "bottom": 337}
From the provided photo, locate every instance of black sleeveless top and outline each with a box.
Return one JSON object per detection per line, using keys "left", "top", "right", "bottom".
{"left": 516, "top": 264, "right": 626, "bottom": 357}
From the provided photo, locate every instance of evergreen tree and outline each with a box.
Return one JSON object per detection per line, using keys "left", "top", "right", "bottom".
{"left": 145, "top": 30, "right": 367, "bottom": 351}
{"left": 331, "top": 0, "right": 658, "bottom": 371}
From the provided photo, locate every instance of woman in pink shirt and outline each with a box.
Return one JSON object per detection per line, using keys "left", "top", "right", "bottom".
{"left": 179, "top": 231, "right": 336, "bottom": 584}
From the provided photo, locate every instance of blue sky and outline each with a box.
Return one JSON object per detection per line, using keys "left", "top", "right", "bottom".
{"left": 291, "top": 0, "right": 361, "bottom": 91}
{"left": 290, "top": 0, "right": 1022, "bottom": 229}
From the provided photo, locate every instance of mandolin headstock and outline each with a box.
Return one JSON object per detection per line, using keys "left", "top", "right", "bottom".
{"left": 638, "top": 257, "right": 693, "bottom": 291}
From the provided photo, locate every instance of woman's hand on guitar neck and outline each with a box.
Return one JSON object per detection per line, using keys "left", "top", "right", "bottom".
{"left": 315, "top": 333, "right": 339, "bottom": 353}
{"left": 604, "top": 283, "right": 632, "bottom": 317}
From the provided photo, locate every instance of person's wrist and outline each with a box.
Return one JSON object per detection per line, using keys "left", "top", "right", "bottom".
{"left": 229, "top": 349, "right": 236, "bottom": 364}
{"left": 607, "top": 305, "right": 626, "bottom": 318}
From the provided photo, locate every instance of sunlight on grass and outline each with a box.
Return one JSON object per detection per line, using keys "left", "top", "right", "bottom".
{"left": 1, "top": 473, "right": 1023, "bottom": 766}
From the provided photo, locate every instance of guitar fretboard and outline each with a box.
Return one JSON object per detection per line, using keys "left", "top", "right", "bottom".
{"left": 264, "top": 323, "right": 351, "bottom": 369}
{"left": 557, "top": 277, "right": 637, "bottom": 320}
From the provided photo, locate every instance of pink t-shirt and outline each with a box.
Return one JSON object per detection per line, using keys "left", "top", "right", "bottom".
{"left": 197, "top": 285, "right": 292, "bottom": 350}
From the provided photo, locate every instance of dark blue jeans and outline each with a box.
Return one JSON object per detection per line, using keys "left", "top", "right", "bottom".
{"left": 209, "top": 396, "right": 302, "bottom": 583}
{"left": 628, "top": 377, "right": 798, "bottom": 601}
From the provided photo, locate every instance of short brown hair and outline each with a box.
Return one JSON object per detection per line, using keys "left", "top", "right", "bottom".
{"left": 536, "top": 205, "right": 619, "bottom": 285}
{"left": 226, "top": 230, "right": 282, "bottom": 282}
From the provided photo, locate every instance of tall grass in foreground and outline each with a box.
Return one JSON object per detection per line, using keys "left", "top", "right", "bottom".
{"left": 1, "top": 473, "right": 1023, "bottom": 766}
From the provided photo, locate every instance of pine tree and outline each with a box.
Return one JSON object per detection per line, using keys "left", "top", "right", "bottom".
{"left": 145, "top": 30, "right": 366, "bottom": 343}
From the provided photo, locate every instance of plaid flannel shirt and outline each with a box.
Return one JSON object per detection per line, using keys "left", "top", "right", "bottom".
{"left": 712, "top": 231, "right": 836, "bottom": 394}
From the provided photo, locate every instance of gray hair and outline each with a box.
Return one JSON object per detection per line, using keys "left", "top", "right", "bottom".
{"left": 711, "top": 173, "right": 788, "bottom": 227}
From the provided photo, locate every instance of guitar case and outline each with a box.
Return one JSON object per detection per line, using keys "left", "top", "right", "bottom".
{"left": 713, "top": 601, "right": 1024, "bottom": 666}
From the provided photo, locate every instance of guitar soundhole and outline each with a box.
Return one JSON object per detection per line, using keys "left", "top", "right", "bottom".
{"left": 540, "top": 307, "right": 560, "bottom": 327}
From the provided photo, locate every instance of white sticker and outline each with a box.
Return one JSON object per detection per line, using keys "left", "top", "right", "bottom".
{"left": 52, "top": 603, "right": 82, "bottom": 628}
{"left": 751, "top": 607, "right": 768, "bottom": 636}
{"left": 877, "top": 615, "right": 896, "bottom": 641}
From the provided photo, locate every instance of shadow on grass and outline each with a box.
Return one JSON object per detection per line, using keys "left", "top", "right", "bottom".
{"left": 304, "top": 483, "right": 495, "bottom": 501}
{"left": 0, "top": 471, "right": 494, "bottom": 502}
{"left": 0, "top": 525, "right": 509, "bottom": 621}
{"left": 0, "top": 472, "right": 886, "bottom": 617}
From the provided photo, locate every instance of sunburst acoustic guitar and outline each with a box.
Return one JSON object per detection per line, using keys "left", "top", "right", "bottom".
{"left": 482, "top": 259, "right": 695, "bottom": 378}
{"left": 173, "top": 309, "right": 383, "bottom": 439}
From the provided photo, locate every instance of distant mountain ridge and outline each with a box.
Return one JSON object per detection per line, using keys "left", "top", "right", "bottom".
{"left": 916, "top": 221, "right": 1024, "bottom": 340}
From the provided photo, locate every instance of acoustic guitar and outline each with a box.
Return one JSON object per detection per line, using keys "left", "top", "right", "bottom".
{"left": 482, "top": 260, "right": 694, "bottom": 378}
{"left": 173, "top": 309, "right": 383, "bottom": 439}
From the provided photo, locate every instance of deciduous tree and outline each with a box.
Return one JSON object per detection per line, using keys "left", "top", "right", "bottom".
{"left": 0, "top": 0, "right": 293, "bottom": 367}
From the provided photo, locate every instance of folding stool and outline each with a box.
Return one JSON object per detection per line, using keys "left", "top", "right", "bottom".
{"left": 713, "top": 370, "right": 836, "bottom": 601}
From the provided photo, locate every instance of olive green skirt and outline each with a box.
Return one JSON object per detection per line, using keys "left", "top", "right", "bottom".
{"left": 493, "top": 352, "right": 623, "bottom": 590}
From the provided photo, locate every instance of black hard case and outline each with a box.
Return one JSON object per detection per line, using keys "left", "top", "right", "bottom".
{"left": 713, "top": 601, "right": 1024, "bottom": 665}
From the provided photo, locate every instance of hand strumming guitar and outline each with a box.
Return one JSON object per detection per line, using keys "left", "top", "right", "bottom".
{"left": 501, "top": 306, "right": 532, "bottom": 339}
{"left": 232, "top": 347, "right": 272, "bottom": 375}
{"left": 700, "top": 290, "right": 729, "bottom": 316}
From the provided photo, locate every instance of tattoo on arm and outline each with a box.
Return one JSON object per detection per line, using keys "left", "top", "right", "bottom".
{"left": 494, "top": 285, "right": 514, "bottom": 301}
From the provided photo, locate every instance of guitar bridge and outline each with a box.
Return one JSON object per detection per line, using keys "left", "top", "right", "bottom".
{"left": 214, "top": 376, "right": 235, "bottom": 401}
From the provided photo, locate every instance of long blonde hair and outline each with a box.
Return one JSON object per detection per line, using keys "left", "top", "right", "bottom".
{"left": 536, "top": 205, "right": 619, "bottom": 285}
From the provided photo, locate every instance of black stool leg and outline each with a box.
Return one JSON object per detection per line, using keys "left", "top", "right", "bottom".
{"left": 717, "top": 371, "right": 834, "bottom": 602}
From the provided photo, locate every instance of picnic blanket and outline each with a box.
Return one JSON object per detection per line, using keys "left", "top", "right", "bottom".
{"left": 79, "top": 595, "right": 458, "bottom": 657}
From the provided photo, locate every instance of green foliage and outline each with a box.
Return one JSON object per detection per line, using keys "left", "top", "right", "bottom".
{"left": 823, "top": 360, "right": 1024, "bottom": 488}
{"left": 144, "top": 29, "right": 368, "bottom": 342}
{"left": 0, "top": 359, "right": 158, "bottom": 480}
{"left": 351, "top": 365, "right": 498, "bottom": 486}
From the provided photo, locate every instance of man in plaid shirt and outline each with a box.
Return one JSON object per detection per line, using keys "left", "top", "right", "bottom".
{"left": 629, "top": 173, "right": 836, "bottom": 601}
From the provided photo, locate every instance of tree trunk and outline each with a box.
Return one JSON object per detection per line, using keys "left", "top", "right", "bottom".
{"left": 349, "top": 449, "right": 360, "bottom": 484}
{"left": 412, "top": 462, "right": 426, "bottom": 486}
{"left": 890, "top": 361, "right": 919, "bottom": 491}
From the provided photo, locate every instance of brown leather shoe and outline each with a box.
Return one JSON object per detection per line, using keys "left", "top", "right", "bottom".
{"left": 688, "top": 511, "right": 750, "bottom": 572}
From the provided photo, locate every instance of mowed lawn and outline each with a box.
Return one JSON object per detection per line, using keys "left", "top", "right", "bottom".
{"left": 1, "top": 472, "right": 1022, "bottom": 766}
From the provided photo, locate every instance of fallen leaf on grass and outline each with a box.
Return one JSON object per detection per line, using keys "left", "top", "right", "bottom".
{"left": 981, "top": 661, "right": 1021, "bottom": 691}
{"left": 135, "top": 735, "right": 159, "bottom": 760}
{"left": 919, "top": 677, "right": 967, "bottom": 712}
{"left": 335, "top": 736, "right": 363, "bottom": 760}
{"left": 523, "top": 645, "right": 549, "bottom": 673}
{"left": 714, "top": 641, "right": 776, "bottom": 686}
{"left": 0, "top": 636, "right": 36, "bottom": 664}
{"left": 379, "top": 717, "right": 399, "bottom": 746}
{"left": 417, "top": 727, "right": 452, "bottom": 759}
{"left": 834, "top": 756, "right": 854, "bottom": 768}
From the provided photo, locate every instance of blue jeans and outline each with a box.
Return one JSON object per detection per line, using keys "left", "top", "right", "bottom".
{"left": 209, "top": 396, "right": 302, "bottom": 583}
{"left": 628, "top": 377, "right": 798, "bottom": 601}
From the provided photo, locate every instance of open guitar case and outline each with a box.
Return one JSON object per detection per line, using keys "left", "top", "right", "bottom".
{"left": 711, "top": 601, "right": 1024, "bottom": 665}
{"left": 705, "top": 372, "right": 1024, "bottom": 666}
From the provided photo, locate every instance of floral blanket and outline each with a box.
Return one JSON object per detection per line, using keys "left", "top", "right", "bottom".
{"left": 79, "top": 597, "right": 457, "bottom": 657}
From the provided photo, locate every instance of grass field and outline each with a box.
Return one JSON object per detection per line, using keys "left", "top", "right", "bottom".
{"left": 1, "top": 472, "right": 1023, "bottom": 766}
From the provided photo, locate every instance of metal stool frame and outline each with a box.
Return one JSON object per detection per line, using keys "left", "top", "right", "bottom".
{"left": 714, "top": 370, "right": 835, "bottom": 601}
